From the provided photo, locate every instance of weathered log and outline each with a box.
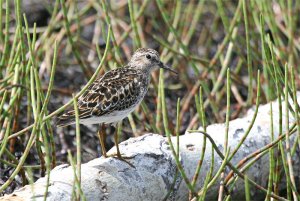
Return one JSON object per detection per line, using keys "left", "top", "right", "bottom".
{"left": 1, "top": 94, "right": 299, "bottom": 201}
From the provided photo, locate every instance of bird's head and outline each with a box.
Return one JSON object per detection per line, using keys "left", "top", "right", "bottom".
{"left": 128, "top": 48, "right": 177, "bottom": 74}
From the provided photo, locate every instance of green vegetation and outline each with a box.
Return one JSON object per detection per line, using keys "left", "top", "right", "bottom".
{"left": 0, "top": 0, "right": 299, "bottom": 200}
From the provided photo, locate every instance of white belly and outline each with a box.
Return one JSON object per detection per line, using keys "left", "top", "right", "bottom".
{"left": 79, "top": 106, "right": 136, "bottom": 125}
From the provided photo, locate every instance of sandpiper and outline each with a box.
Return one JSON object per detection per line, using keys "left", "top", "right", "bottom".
{"left": 57, "top": 48, "right": 177, "bottom": 161}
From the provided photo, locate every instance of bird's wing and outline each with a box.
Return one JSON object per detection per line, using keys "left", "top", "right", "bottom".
{"left": 56, "top": 68, "right": 144, "bottom": 127}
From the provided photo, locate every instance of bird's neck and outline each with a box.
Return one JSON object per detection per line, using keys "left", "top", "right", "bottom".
{"left": 127, "top": 63, "right": 152, "bottom": 75}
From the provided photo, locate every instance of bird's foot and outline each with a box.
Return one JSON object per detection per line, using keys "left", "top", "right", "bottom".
{"left": 105, "top": 153, "right": 135, "bottom": 168}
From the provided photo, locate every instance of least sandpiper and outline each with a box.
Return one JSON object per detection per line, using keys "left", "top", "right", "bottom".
{"left": 57, "top": 48, "right": 177, "bottom": 160}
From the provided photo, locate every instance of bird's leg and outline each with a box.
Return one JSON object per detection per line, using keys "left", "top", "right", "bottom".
{"left": 112, "top": 122, "right": 132, "bottom": 159}
{"left": 97, "top": 124, "right": 107, "bottom": 158}
{"left": 109, "top": 122, "right": 135, "bottom": 168}
{"left": 113, "top": 124, "right": 122, "bottom": 159}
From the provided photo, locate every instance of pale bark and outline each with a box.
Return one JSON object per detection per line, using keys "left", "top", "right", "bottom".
{"left": 1, "top": 94, "right": 300, "bottom": 201}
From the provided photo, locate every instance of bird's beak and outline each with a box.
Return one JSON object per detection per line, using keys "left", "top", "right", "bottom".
{"left": 159, "top": 61, "right": 178, "bottom": 75}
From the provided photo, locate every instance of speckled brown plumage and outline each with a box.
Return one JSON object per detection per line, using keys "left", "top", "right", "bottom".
{"left": 57, "top": 48, "right": 177, "bottom": 127}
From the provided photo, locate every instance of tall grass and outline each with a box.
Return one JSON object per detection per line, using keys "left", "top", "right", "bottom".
{"left": 0, "top": 1, "right": 299, "bottom": 200}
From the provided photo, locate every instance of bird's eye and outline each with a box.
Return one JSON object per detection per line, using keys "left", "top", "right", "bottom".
{"left": 146, "top": 54, "right": 151, "bottom": 59}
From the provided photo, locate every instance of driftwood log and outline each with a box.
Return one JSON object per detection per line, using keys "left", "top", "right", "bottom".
{"left": 1, "top": 94, "right": 300, "bottom": 201}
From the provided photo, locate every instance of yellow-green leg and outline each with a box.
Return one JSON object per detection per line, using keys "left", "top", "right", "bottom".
{"left": 112, "top": 122, "right": 135, "bottom": 167}
{"left": 113, "top": 127, "right": 122, "bottom": 159}
{"left": 97, "top": 124, "right": 107, "bottom": 157}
